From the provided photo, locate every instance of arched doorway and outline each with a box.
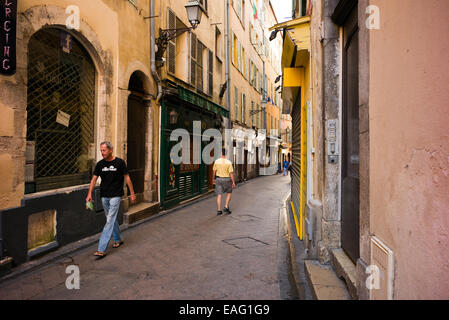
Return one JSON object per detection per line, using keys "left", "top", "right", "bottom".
{"left": 25, "top": 27, "right": 96, "bottom": 194}
{"left": 127, "top": 71, "right": 147, "bottom": 204}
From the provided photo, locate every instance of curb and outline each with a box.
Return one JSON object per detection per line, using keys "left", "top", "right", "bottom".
{"left": 281, "top": 191, "right": 312, "bottom": 300}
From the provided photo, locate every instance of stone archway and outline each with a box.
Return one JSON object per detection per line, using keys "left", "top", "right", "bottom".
{"left": 25, "top": 27, "right": 97, "bottom": 193}
{"left": 126, "top": 71, "right": 147, "bottom": 204}
{"left": 10, "top": 5, "right": 114, "bottom": 196}
{"left": 18, "top": 5, "right": 114, "bottom": 153}
{"left": 120, "top": 63, "right": 155, "bottom": 204}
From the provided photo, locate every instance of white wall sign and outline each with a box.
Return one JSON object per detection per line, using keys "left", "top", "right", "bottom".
{"left": 56, "top": 110, "right": 71, "bottom": 127}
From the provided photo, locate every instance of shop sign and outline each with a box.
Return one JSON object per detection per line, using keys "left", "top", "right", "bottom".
{"left": 1, "top": 0, "right": 17, "bottom": 75}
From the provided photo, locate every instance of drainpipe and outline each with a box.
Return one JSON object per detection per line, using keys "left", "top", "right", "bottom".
{"left": 150, "top": 0, "right": 162, "bottom": 204}
{"left": 224, "top": 0, "right": 231, "bottom": 130}
{"left": 150, "top": 0, "right": 162, "bottom": 102}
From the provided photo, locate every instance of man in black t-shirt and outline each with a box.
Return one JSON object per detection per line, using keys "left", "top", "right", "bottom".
{"left": 86, "top": 141, "right": 136, "bottom": 258}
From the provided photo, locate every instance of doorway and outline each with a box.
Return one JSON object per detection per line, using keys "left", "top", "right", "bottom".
{"left": 341, "top": 5, "right": 360, "bottom": 264}
{"left": 127, "top": 72, "right": 147, "bottom": 203}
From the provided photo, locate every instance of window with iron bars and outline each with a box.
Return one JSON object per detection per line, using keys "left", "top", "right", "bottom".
{"left": 25, "top": 28, "right": 96, "bottom": 194}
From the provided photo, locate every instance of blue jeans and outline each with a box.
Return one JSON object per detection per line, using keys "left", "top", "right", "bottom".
{"left": 283, "top": 168, "right": 288, "bottom": 176}
{"left": 98, "top": 197, "right": 122, "bottom": 252}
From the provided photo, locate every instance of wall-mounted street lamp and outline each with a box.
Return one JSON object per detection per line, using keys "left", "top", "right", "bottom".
{"left": 169, "top": 109, "right": 179, "bottom": 124}
{"left": 249, "top": 107, "right": 266, "bottom": 116}
{"left": 155, "top": 0, "right": 204, "bottom": 63}
{"left": 269, "top": 29, "right": 279, "bottom": 41}
{"left": 184, "top": 0, "right": 203, "bottom": 28}
{"left": 250, "top": 101, "right": 266, "bottom": 116}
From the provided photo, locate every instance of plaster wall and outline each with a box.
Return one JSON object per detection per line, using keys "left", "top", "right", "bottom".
{"left": 229, "top": 0, "right": 264, "bottom": 128}
{"left": 162, "top": 0, "right": 225, "bottom": 105}
{"left": 369, "top": 0, "right": 449, "bottom": 299}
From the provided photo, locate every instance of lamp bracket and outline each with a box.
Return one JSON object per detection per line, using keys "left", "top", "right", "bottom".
{"left": 155, "top": 27, "right": 194, "bottom": 62}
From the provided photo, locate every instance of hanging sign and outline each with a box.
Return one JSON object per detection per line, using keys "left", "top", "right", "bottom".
{"left": 0, "top": 0, "right": 17, "bottom": 75}
{"left": 56, "top": 110, "right": 71, "bottom": 127}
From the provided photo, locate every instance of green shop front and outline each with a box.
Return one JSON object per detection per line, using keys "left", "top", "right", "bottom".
{"left": 160, "top": 85, "right": 229, "bottom": 209}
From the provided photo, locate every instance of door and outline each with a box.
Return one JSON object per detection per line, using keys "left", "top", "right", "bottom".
{"left": 244, "top": 150, "right": 248, "bottom": 180}
{"left": 127, "top": 94, "right": 145, "bottom": 199}
{"left": 341, "top": 5, "right": 360, "bottom": 263}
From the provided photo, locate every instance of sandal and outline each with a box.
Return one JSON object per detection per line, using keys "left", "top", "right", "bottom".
{"left": 93, "top": 251, "right": 107, "bottom": 258}
{"left": 112, "top": 241, "right": 124, "bottom": 248}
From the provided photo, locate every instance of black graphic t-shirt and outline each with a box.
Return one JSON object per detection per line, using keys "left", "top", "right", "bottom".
{"left": 93, "top": 157, "right": 129, "bottom": 198}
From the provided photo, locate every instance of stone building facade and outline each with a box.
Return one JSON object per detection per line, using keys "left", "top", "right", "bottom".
{"left": 0, "top": 0, "right": 158, "bottom": 267}
{"left": 278, "top": 0, "right": 449, "bottom": 300}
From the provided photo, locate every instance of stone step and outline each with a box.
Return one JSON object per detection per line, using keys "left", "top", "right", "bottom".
{"left": 331, "top": 248, "right": 358, "bottom": 299}
{"left": 123, "top": 202, "right": 160, "bottom": 225}
{"left": 0, "top": 257, "right": 13, "bottom": 278}
{"left": 304, "top": 260, "right": 352, "bottom": 300}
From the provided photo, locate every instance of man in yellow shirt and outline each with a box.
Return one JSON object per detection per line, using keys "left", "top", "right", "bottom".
{"left": 212, "top": 148, "right": 236, "bottom": 215}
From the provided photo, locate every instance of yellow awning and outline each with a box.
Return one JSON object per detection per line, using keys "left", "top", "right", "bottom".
{"left": 272, "top": 16, "right": 311, "bottom": 115}
{"left": 281, "top": 32, "right": 296, "bottom": 69}
{"left": 270, "top": 16, "right": 311, "bottom": 52}
{"left": 269, "top": 16, "right": 311, "bottom": 31}
{"left": 283, "top": 67, "right": 304, "bottom": 87}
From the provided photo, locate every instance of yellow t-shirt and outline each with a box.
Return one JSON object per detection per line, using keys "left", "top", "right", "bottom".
{"left": 213, "top": 158, "right": 234, "bottom": 178}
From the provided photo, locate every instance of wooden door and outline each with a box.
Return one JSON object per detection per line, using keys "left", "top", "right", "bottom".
{"left": 127, "top": 94, "right": 145, "bottom": 197}
{"left": 341, "top": 5, "right": 360, "bottom": 263}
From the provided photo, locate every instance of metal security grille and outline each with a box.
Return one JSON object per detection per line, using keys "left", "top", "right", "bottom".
{"left": 291, "top": 98, "right": 301, "bottom": 219}
{"left": 26, "top": 28, "right": 95, "bottom": 193}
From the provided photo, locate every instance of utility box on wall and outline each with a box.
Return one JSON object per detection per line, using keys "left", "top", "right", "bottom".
{"left": 327, "top": 119, "right": 339, "bottom": 164}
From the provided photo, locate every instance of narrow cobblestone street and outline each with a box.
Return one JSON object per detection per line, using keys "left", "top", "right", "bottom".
{"left": 0, "top": 175, "right": 293, "bottom": 300}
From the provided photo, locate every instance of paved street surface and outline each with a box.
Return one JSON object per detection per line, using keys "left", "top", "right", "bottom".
{"left": 0, "top": 175, "right": 293, "bottom": 300}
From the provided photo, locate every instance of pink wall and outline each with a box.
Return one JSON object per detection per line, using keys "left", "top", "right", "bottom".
{"left": 369, "top": 0, "right": 449, "bottom": 299}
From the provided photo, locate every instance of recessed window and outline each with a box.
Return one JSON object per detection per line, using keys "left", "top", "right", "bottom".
{"left": 26, "top": 28, "right": 96, "bottom": 193}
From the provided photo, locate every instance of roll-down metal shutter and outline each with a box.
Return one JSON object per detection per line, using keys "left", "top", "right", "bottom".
{"left": 291, "top": 102, "right": 301, "bottom": 217}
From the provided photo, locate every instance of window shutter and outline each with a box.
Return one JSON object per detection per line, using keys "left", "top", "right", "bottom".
{"left": 231, "top": 32, "right": 235, "bottom": 66}
{"left": 167, "top": 8, "right": 176, "bottom": 75}
{"left": 208, "top": 49, "right": 213, "bottom": 96}
{"left": 255, "top": 69, "right": 259, "bottom": 90}
{"left": 190, "top": 33, "right": 197, "bottom": 85}
{"left": 254, "top": 68, "right": 257, "bottom": 89}
{"left": 242, "top": 94, "right": 246, "bottom": 123}
{"left": 238, "top": 41, "right": 242, "bottom": 73}
{"left": 247, "top": 58, "right": 250, "bottom": 80}
{"left": 234, "top": 86, "right": 239, "bottom": 120}
{"left": 197, "top": 41, "right": 204, "bottom": 92}
{"left": 238, "top": 0, "right": 242, "bottom": 20}
{"left": 241, "top": 93, "right": 244, "bottom": 122}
